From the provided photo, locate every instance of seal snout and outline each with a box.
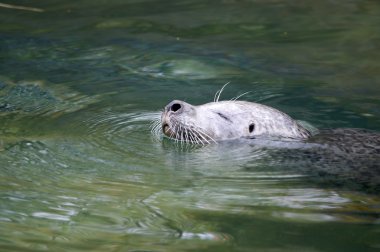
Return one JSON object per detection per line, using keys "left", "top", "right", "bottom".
{"left": 161, "top": 100, "right": 195, "bottom": 138}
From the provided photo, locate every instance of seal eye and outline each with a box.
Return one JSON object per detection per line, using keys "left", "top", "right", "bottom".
{"left": 170, "top": 103, "right": 181, "bottom": 112}
{"left": 249, "top": 123, "right": 255, "bottom": 133}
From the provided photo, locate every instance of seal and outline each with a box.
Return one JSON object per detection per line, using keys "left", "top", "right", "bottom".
{"left": 156, "top": 95, "right": 380, "bottom": 193}
{"left": 160, "top": 99, "right": 311, "bottom": 144}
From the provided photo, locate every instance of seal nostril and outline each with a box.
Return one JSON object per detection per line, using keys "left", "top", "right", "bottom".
{"left": 249, "top": 123, "right": 255, "bottom": 133}
{"left": 170, "top": 103, "right": 181, "bottom": 112}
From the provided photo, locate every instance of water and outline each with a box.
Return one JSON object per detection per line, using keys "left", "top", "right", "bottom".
{"left": 1, "top": 0, "right": 380, "bottom": 251}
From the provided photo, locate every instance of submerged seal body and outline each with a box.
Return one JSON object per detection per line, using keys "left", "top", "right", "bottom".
{"left": 161, "top": 100, "right": 311, "bottom": 144}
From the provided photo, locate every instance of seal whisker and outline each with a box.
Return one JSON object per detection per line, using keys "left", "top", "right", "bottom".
{"left": 175, "top": 123, "right": 180, "bottom": 143}
{"left": 188, "top": 128, "right": 199, "bottom": 144}
{"left": 184, "top": 127, "right": 189, "bottom": 143}
{"left": 183, "top": 126, "right": 190, "bottom": 146}
{"left": 192, "top": 129, "right": 201, "bottom": 145}
{"left": 176, "top": 123, "right": 181, "bottom": 146}
{"left": 231, "top": 91, "right": 252, "bottom": 101}
{"left": 189, "top": 131, "right": 197, "bottom": 144}
{"left": 150, "top": 110, "right": 163, "bottom": 128}
{"left": 191, "top": 130, "right": 201, "bottom": 145}
{"left": 180, "top": 124, "right": 185, "bottom": 147}
{"left": 214, "top": 82, "right": 230, "bottom": 102}
{"left": 156, "top": 121, "right": 162, "bottom": 133}
{"left": 198, "top": 133, "right": 210, "bottom": 145}
{"left": 169, "top": 121, "right": 177, "bottom": 141}
{"left": 186, "top": 127, "right": 192, "bottom": 143}
{"left": 191, "top": 133, "right": 196, "bottom": 143}
{"left": 150, "top": 119, "right": 162, "bottom": 140}
{"left": 214, "top": 90, "right": 220, "bottom": 103}
{"left": 151, "top": 125, "right": 159, "bottom": 138}
{"left": 149, "top": 120, "right": 158, "bottom": 130}
{"left": 191, "top": 127, "right": 211, "bottom": 145}
{"left": 150, "top": 120, "right": 156, "bottom": 130}
{"left": 153, "top": 120, "right": 161, "bottom": 132}
{"left": 185, "top": 127, "right": 192, "bottom": 143}
{"left": 183, "top": 126, "right": 187, "bottom": 142}
{"left": 185, "top": 120, "right": 197, "bottom": 144}
{"left": 197, "top": 128, "right": 217, "bottom": 144}
{"left": 150, "top": 115, "right": 161, "bottom": 127}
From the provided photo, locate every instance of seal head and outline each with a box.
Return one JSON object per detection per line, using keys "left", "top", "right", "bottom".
{"left": 161, "top": 100, "right": 311, "bottom": 144}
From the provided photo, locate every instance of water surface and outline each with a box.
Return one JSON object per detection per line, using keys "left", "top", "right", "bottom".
{"left": 1, "top": 1, "right": 380, "bottom": 251}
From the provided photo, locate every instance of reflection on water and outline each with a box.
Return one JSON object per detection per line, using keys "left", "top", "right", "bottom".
{"left": 1, "top": 0, "right": 380, "bottom": 251}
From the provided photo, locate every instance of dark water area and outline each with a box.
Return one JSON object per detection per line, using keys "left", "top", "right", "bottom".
{"left": 1, "top": 1, "right": 380, "bottom": 251}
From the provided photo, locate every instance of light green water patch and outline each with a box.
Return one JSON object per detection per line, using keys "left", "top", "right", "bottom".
{"left": 96, "top": 18, "right": 266, "bottom": 39}
{"left": 122, "top": 58, "right": 243, "bottom": 80}
{"left": 0, "top": 78, "right": 98, "bottom": 115}
{"left": 0, "top": 77, "right": 101, "bottom": 142}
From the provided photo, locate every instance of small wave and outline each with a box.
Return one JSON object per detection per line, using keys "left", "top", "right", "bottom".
{"left": 0, "top": 78, "right": 99, "bottom": 116}
{"left": 82, "top": 110, "right": 161, "bottom": 155}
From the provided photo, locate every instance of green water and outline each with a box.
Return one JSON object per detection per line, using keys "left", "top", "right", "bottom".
{"left": 1, "top": 1, "right": 380, "bottom": 251}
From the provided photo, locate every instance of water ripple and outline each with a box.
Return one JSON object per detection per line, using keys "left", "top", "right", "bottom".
{"left": 78, "top": 110, "right": 162, "bottom": 157}
{"left": 0, "top": 78, "right": 99, "bottom": 116}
